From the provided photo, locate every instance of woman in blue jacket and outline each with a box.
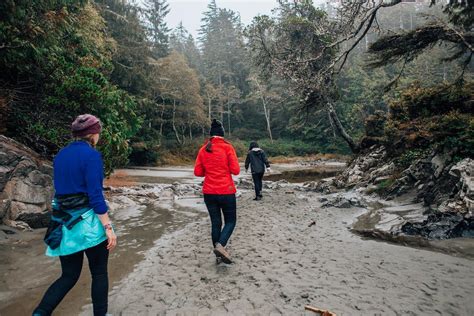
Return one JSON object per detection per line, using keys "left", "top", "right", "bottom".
{"left": 33, "top": 114, "right": 117, "bottom": 316}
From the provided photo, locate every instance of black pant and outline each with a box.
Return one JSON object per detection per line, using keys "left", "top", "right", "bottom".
{"left": 252, "top": 172, "right": 264, "bottom": 197}
{"left": 204, "top": 194, "right": 236, "bottom": 247}
{"left": 33, "top": 241, "right": 109, "bottom": 316}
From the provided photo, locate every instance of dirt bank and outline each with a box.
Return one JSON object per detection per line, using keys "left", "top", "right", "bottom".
{"left": 80, "top": 188, "right": 474, "bottom": 316}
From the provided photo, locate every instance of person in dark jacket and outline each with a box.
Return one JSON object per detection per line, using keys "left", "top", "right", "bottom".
{"left": 245, "top": 141, "right": 270, "bottom": 201}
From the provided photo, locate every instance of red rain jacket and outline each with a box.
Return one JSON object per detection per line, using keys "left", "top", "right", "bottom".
{"left": 194, "top": 137, "right": 240, "bottom": 194}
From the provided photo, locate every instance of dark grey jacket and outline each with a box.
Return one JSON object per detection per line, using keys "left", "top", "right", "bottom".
{"left": 245, "top": 148, "right": 270, "bottom": 174}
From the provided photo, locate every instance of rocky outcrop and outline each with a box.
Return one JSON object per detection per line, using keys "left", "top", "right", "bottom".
{"left": 448, "top": 159, "right": 474, "bottom": 213}
{"left": 0, "top": 135, "right": 53, "bottom": 229}
{"left": 334, "top": 146, "right": 388, "bottom": 188}
{"left": 331, "top": 144, "right": 473, "bottom": 239}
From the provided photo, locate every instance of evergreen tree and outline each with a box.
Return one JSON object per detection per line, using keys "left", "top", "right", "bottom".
{"left": 96, "top": 0, "right": 151, "bottom": 95}
{"left": 144, "top": 0, "right": 171, "bottom": 58}
{"left": 169, "top": 22, "right": 201, "bottom": 70}
{"left": 199, "top": 2, "right": 250, "bottom": 134}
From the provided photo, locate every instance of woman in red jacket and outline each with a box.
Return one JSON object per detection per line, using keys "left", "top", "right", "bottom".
{"left": 194, "top": 119, "right": 240, "bottom": 264}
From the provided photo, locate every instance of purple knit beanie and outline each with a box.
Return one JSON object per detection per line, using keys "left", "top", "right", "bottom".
{"left": 71, "top": 114, "right": 102, "bottom": 137}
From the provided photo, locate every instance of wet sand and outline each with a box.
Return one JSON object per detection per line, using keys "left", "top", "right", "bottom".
{"left": 89, "top": 189, "right": 474, "bottom": 315}
{"left": 0, "top": 199, "right": 206, "bottom": 315}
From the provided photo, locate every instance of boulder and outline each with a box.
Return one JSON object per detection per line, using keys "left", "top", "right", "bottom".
{"left": 321, "top": 194, "right": 367, "bottom": 209}
{"left": 431, "top": 153, "right": 450, "bottom": 179}
{"left": 335, "top": 146, "right": 390, "bottom": 189}
{"left": 370, "top": 162, "right": 396, "bottom": 180}
{"left": 3, "top": 179, "right": 52, "bottom": 205}
{"left": 449, "top": 158, "right": 474, "bottom": 213}
{"left": 0, "top": 135, "right": 53, "bottom": 229}
{"left": 403, "top": 158, "right": 432, "bottom": 182}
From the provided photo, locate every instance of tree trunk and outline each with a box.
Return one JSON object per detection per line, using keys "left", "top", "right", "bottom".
{"left": 328, "top": 103, "right": 359, "bottom": 153}
{"left": 227, "top": 99, "right": 231, "bottom": 137}
{"left": 260, "top": 95, "right": 273, "bottom": 142}
{"left": 172, "top": 99, "right": 181, "bottom": 145}
{"left": 158, "top": 100, "right": 166, "bottom": 146}
{"left": 208, "top": 98, "right": 212, "bottom": 121}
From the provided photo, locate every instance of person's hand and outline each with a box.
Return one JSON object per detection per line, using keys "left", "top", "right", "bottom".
{"left": 105, "top": 225, "right": 117, "bottom": 251}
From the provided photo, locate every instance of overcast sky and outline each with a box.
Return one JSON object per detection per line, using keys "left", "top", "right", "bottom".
{"left": 164, "top": 0, "right": 326, "bottom": 40}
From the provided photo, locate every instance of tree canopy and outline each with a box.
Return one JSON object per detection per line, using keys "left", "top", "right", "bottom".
{"left": 0, "top": 0, "right": 471, "bottom": 169}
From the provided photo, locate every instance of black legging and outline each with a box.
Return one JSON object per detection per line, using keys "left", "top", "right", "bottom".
{"left": 252, "top": 172, "right": 264, "bottom": 197}
{"left": 33, "top": 241, "right": 109, "bottom": 316}
{"left": 204, "top": 194, "right": 237, "bottom": 247}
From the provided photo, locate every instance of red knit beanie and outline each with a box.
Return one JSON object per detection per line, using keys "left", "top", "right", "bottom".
{"left": 71, "top": 114, "right": 102, "bottom": 137}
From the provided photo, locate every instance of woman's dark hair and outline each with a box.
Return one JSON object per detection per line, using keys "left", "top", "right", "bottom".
{"left": 205, "top": 139, "right": 213, "bottom": 153}
{"left": 249, "top": 141, "right": 259, "bottom": 151}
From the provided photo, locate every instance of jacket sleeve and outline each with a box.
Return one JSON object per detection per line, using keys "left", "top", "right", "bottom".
{"left": 245, "top": 153, "right": 250, "bottom": 171}
{"left": 228, "top": 145, "right": 240, "bottom": 176}
{"left": 85, "top": 151, "right": 108, "bottom": 214}
{"left": 194, "top": 149, "right": 205, "bottom": 177}
{"left": 262, "top": 151, "right": 270, "bottom": 168}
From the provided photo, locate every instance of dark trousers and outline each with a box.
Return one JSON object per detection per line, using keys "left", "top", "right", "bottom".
{"left": 33, "top": 241, "right": 109, "bottom": 316}
{"left": 252, "top": 172, "right": 264, "bottom": 197}
{"left": 204, "top": 194, "right": 236, "bottom": 247}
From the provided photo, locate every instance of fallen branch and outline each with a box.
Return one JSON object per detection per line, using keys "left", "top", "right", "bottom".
{"left": 304, "top": 305, "right": 336, "bottom": 316}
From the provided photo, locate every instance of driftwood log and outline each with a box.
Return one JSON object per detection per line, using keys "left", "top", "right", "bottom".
{"left": 304, "top": 305, "right": 336, "bottom": 316}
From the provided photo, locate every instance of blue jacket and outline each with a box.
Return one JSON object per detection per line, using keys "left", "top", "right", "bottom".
{"left": 46, "top": 208, "right": 107, "bottom": 257}
{"left": 46, "top": 141, "right": 108, "bottom": 256}
{"left": 53, "top": 141, "right": 108, "bottom": 214}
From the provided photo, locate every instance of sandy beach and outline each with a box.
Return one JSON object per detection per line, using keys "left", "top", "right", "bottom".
{"left": 2, "top": 163, "right": 474, "bottom": 316}
{"left": 93, "top": 188, "right": 474, "bottom": 316}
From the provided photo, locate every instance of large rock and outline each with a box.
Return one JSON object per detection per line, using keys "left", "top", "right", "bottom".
{"left": 336, "top": 143, "right": 473, "bottom": 239}
{"left": 335, "top": 145, "right": 387, "bottom": 187}
{"left": 449, "top": 158, "right": 474, "bottom": 214}
{"left": 431, "top": 153, "right": 450, "bottom": 179}
{"left": 0, "top": 135, "right": 53, "bottom": 229}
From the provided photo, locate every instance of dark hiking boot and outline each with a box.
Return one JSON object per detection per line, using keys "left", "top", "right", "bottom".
{"left": 214, "top": 243, "right": 232, "bottom": 264}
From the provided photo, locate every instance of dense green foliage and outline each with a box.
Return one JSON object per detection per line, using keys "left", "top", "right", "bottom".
{"left": 0, "top": 0, "right": 471, "bottom": 171}
{"left": 384, "top": 83, "right": 473, "bottom": 160}
{"left": 0, "top": 1, "right": 140, "bottom": 174}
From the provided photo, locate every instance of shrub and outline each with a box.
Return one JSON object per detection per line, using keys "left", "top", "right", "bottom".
{"left": 388, "top": 83, "right": 473, "bottom": 122}
{"left": 129, "top": 142, "right": 159, "bottom": 166}
{"left": 374, "top": 178, "right": 396, "bottom": 194}
{"left": 395, "top": 148, "right": 430, "bottom": 168}
{"left": 430, "top": 111, "right": 474, "bottom": 159}
{"left": 249, "top": 139, "right": 320, "bottom": 157}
